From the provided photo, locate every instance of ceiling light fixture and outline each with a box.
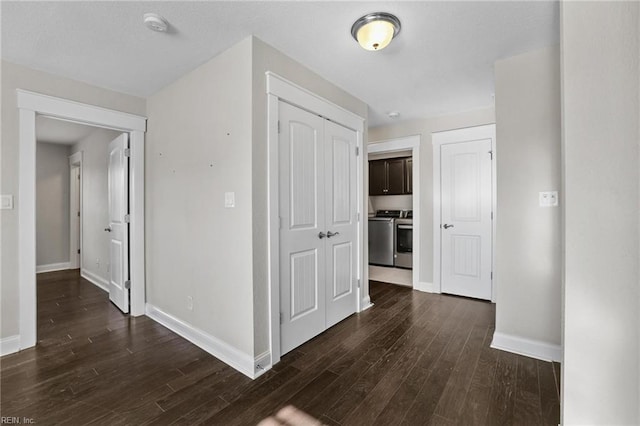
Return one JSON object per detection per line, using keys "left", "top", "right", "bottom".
{"left": 143, "top": 13, "right": 169, "bottom": 32}
{"left": 351, "top": 12, "right": 401, "bottom": 51}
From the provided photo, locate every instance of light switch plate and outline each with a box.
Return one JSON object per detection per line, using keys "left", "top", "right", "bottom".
{"left": 1, "top": 195, "right": 14, "bottom": 210}
{"left": 539, "top": 191, "right": 558, "bottom": 207}
{"left": 224, "top": 192, "right": 235, "bottom": 208}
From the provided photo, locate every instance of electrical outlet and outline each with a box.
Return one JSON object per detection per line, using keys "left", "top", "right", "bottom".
{"left": 539, "top": 191, "right": 558, "bottom": 207}
{"left": 186, "top": 296, "right": 193, "bottom": 311}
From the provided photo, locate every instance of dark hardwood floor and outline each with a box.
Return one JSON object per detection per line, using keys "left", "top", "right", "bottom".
{"left": 0, "top": 270, "right": 560, "bottom": 425}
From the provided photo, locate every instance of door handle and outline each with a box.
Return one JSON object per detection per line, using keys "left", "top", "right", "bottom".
{"left": 442, "top": 224, "right": 454, "bottom": 229}
{"left": 327, "top": 231, "right": 340, "bottom": 238}
{"left": 318, "top": 232, "right": 327, "bottom": 239}
{"left": 104, "top": 227, "right": 112, "bottom": 232}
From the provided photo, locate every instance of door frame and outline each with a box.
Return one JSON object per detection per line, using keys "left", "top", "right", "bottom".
{"left": 432, "top": 124, "right": 497, "bottom": 302}
{"left": 367, "top": 135, "right": 421, "bottom": 290}
{"left": 266, "top": 72, "right": 366, "bottom": 365}
{"left": 68, "top": 151, "right": 83, "bottom": 270}
{"left": 17, "top": 89, "right": 147, "bottom": 349}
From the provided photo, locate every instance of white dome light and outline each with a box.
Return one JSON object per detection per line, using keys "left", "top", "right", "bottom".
{"left": 351, "top": 12, "right": 401, "bottom": 51}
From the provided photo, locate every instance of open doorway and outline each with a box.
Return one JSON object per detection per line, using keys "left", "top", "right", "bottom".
{"left": 367, "top": 136, "right": 421, "bottom": 290}
{"left": 36, "top": 116, "right": 121, "bottom": 287}
{"left": 35, "top": 116, "right": 129, "bottom": 339}
{"left": 17, "top": 90, "right": 146, "bottom": 350}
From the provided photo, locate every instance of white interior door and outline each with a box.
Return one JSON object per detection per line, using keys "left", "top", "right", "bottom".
{"left": 440, "top": 138, "right": 492, "bottom": 300}
{"left": 324, "top": 120, "right": 358, "bottom": 328}
{"left": 279, "top": 102, "right": 326, "bottom": 354}
{"left": 279, "top": 101, "right": 358, "bottom": 355}
{"left": 107, "top": 134, "right": 129, "bottom": 313}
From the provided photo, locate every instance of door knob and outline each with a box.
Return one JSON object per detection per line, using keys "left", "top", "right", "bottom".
{"left": 327, "top": 231, "right": 340, "bottom": 238}
{"left": 442, "top": 224, "right": 454, "bottom": 229}
{"left": 104, "top": 227, "right": 112, "bottom": 232}
{"left": 318, "top": 232, "right": 327, "bottom": 239}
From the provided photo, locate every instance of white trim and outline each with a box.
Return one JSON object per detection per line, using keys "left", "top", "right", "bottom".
{"left": 81, "top": 269, "right": 109, "bottom": 293}
{"left": 19, "top": 107, "right": 37, "bottom": 349}
{"left": 491, "top": 331, "right": 562, "bottom": 362}
{"left": 267, "top": 93, "right": 280, "bottom": 365}
{"left": 145, "top": 303, "right": 262, "bottom": 379}
{"left": 414, "top": 281, "right": 437, "bottom": 293}
{"left": 129, "top": 130, "right": 146, "bottom": 316}
{"left": 266, "top": 72, "right": 366, "bottom": 367}
{"left": 17, "top": 89, "right": 146, "bottom": 132}
{"left": 17, "top": 90, "right": 147, "bottom": 351}
{"left": 1, "top": 336, "right": 21, "bottom": 356}
{"left": 254, "top": 351, "right": 272, "bottom": 379}
{"left": 432, "top": 124, "right": 497, "bottom": 302}
{"left": 359, "top": 296, "right": 374, "bottom": 311}
{"left": 265, "top": 72, "right": 363, "bottom": 131}
{"left": 367, "top": 135, "right": 421, "bottom": 291}
{"left": 69, "top": 151, "right": 83, "bottom": 270}
{"left": 36, "top": 262, "right": 71, "bottom": 274}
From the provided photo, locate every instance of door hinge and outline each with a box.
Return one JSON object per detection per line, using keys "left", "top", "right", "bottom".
{"left": 491, "top": 212, "right": 493, "bottom": 220}
{"left": 356, "top": 146, "right": 360, "bottom": 156}
{"left": 77, "top": 211, "right": 80, "bottom": 217}
{"left": 491, "top": 272, "right": 493, "bottom": 280}
{"left": 124, "top": 214, "right": 130, "bottom": 223}
{"left": 279, "top": 312, "right": 283, "bottom": 324}
{"left": 124, "top": 280, "right": 131, "bottom": 289}
{"left": 488, "top": 150, "right": 493, "bottom": 160}
{"left": 124, "top": 148, "right": 131, "bottom": 158}
{"left": 356, "top": 212, "right": 361, "bottom": 222}
{"left": 277, "top": 121, "right": 281, "bottom": 134}
{"left": 357, "top": 279, "right": 361, "bottom": 288}
{"left": 77, "top": 249, "right": 81, "bottom": 254}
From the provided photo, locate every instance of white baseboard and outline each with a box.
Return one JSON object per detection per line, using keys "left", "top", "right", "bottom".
{"left": 145, "top": 303, "right": 267, "bottom": 379}
{"left": 81, "top": 269, "right": 109, "bottom": 292}
{"left": 1, "top": 335, "right": 20, "bottom": 356}
{"left": 254, "top": 350, "right": 271, "bottom": 379}
{"left": 36, "top": 262, "right": 71, "bottom": 273}
{"left": 414, "top": 281, "right": 438, "bottom": 293}
{"left": 360, "top": 296, "right": 374, "bottom": 312}
{"left": 491, "top": 331, "right": 562, "bottom": 362}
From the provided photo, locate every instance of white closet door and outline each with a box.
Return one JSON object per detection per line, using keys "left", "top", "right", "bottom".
{"left": 440, "top": 138, "right": 492, "bottom": 300}
{"left": 279, "top": 101, "right": 327, "bottom": 355}
{"left": 324, "top": 120, "right": 358, "bottom": 328}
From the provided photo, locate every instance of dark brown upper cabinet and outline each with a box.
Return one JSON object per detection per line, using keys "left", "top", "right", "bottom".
{"left": 405, "top": 158, "right": 413, "bottom": 194}
{"left": 369, "top": 157, "right": 412, "bottom": 195}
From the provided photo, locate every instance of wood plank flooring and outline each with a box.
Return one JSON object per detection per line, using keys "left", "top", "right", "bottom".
{"left": 0, "top": 270, "right": 560, "bottom": 425}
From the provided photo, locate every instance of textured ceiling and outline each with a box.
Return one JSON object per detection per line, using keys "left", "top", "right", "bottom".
{"left": 2, "top": 1, "right": 559, "bottom": 127}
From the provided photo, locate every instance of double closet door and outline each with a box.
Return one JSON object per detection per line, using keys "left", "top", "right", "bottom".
{"left": 279, "top": 101, "right": 358, "bottom": 355}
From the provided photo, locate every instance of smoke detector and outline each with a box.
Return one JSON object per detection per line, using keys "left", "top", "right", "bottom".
{"left": 144, "top": 13, "right": 169, "bottom": 32}
{"left": 388, "top": 111, "right": 401, "bottom": 119}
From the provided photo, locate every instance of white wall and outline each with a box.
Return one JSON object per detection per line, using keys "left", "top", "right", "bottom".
{"left": 35, "top": 142, "right": 70, "bottom": 267}
{"left": 1, "top": 60, "right": 146, "bottom": 340}
{"left": 251, "top": 37, "right": 369, "bottom": 356}
{"left": 71, "top": 127, "right": 121, "bottom": 286}
{"left": 493, "top": 46, "right": 562, "bottom": 355}
{"left": 368, "top": 108, "right": 495, "bottom": 288}
{"left": 561, "top": 2, "right": 640, "bottom": 424}
{"left": 145, "top": 38, "right": 255, "bottom": 356}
